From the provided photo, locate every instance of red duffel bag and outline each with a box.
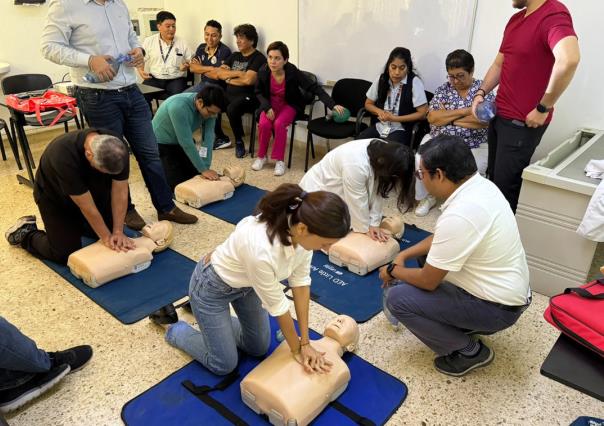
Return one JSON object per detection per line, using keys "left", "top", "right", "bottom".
{"left": 544, "top": 279, "right": 604, "bottom": 357}
{"left": 5, "top": 90, "right": 77, "bottom": 127}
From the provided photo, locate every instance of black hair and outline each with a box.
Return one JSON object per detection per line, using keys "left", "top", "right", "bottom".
{"left": 196, "top": 84, "right": 227, "bottom": 111}
{"left": 156, "top": 11, "right": 176, "bottom": 24}
{"left": 377, "top": 47, "right": 416, "bottom": 106}
{"left": 205, "top": 19, "right": 222, "bottom": 33}
{"left": 266, "top": 41, "right": 289, "bottom": 61}
{"left": 233, "top": 24, "right": 259, "bottom": 48}
{"left": 367, "top": 140, "right": 415, "bottom": 212}
{"left": 419, "top": 135, "right": 477, "bottom": 183}
{"left": 90, "top": 134, "right": 128, "bottom": 174}
{"left": 256, "top": 184, "right": 351, "bottom": 246}
{"left": 445, "top": 49, "right": 475, "bottom": 73}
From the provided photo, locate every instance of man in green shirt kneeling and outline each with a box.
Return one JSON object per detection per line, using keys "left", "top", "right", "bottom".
{"left": 153, "top": 84, "right": 227, "bottom": 190}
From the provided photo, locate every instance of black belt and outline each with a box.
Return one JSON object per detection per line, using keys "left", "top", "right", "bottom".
{"left": 76, "top": 84, "right": 137, "bottom": 94}
{"left": 486, "top": 295, "right": 532, "bottom": 313}
{"left": 498, "top": 116, "right": 527, "bottom": 128}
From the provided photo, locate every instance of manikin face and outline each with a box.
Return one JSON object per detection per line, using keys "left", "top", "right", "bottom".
{"left": 157, "top": 19, "right": 176, "bottom": 41}
{"left": 204, "top": 25, "right": 221, "bottom": 49}
{"left": 324, "top": 315, "right": 359, "bottom": 348}
{"left": 268, "top": 50, "right": 287, "bottom": 73}
{"left": 388, "top": 58, "right": 408, "bottom": 84}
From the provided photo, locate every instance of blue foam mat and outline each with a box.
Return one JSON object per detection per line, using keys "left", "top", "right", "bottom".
{"left": 298, "top": 225, "right": 432, "bottom": 323}
{"left": 121, "top": 317, "right": 407, "bottom": 426}
{"left": 42, "top": 232, "right": 196, "bottom": 324}
{"left": 199, "top": 184, "right": 267, "bottom": 225}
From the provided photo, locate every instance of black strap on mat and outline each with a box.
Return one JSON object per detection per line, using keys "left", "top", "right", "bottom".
{"left": 329, "top": 400, "right": 376, "bottom": 426}
{"left": 182, "top": 371, "right": 248, "bottom": 426}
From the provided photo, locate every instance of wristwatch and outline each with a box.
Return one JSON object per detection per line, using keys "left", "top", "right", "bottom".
{"left": 386, "top": 262, "right": 397, "bottom": 279}
{"left": 536, "top": 103, "right": 552, "bottom": 113}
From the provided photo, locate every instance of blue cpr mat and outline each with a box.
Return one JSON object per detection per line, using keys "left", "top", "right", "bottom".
{"left": 42, "top": 231, "right": 196, "bottom": 324}
{"left": 296, "top": 225, "right": 432, "bottom": 323}
{"left": 199, "top": 183, "right": 267, "bottom": 225}
{"left": 121, "top": 317, "right": 407, "bottom": 426}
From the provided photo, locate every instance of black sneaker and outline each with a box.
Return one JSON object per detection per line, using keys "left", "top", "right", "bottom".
{"left": 433, "top": 340, "right": 494, "bottom": 377}
{"left": 149, "top": 304, "right": 179, "bottom": 325}
{"left": 125, "top": 209, "right": 146, "bottom": 231}
{"left": 214, "top": 137, "right": 232, "bottom": 150}
{"left": 0, "top": 364, "right": 70, "bottom": 413}
{"left": 5, "top": 215, "right": 37, "bottom": 246}
{"left": 49, "top": 345, "right": 93, "bottom": 373}
{"left": 235, "top": 140, "right": 246, "bottom": 158}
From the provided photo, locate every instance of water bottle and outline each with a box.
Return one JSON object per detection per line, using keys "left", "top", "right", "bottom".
{"left": 84, "top": 53, "right": 132, "bottom": 83}
{"left": 382, "top": 287, "right": 400, "bottom": 330}
{"left": 476, "top": 100, "right": 497, "bottom": 123}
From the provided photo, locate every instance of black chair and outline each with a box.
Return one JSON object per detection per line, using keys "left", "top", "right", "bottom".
{"left": 1, "top": 74, "right": 80, "bottom": 176}
{"left": 410, "top": 90, "right": 434, "bottom": 152}
{"left": 304, "top": 78, "right": 371, "bottom": 171}
{"left": 0, "top": 118, "right": 21, "bottom": 169}
{"left": 249, "top": 70, "right": 319, "bottom": 169}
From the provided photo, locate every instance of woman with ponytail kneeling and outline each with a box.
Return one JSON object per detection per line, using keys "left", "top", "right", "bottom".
{"left": 164, "top": 184, "right": 351, "bottom": 375}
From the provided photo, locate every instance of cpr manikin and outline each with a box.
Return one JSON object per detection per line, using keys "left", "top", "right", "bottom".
{"left": 328, "top": 216, "right": 404, "bottom": 275}
{"left": 241, "top": 315, "right": 359, "bottom": 426}
{"left": 174, "top": 165, "right": 246, "bottom": 208}
{"left": 67, "top": 221, "right": 174, "bottom": 288}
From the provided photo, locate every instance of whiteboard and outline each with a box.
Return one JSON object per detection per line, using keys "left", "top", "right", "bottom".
{"left": 299, "top": 0, "right": 477, "bottom": 92}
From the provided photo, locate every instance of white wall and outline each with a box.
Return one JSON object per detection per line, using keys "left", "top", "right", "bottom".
{"left": 470, "top": 0, "right": 604, "bottom": 159}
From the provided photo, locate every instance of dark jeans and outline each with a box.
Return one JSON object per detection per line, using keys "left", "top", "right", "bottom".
{"left": 76, "top": 86, "right": 175, "bottom": 213}
{"left": 0, "top": 316, "right": 50, "bottom": 391}
{"left": 158, "top": 143, "right": 198, "bottom": 191}
{"left": 357, "top": 126, "right": 411, "bottom": 146}
{"left": 23, "top": 193, "right": 112, "bottom": 264}
{"left": 386, "top": 281, "right": 529, "bottom": 356}
{"left": 226, "top": 93, "right": 258, "bottom": 141}
{"left": 143, "top": 76, "right": 187, "bottom": 97}
{"left": 185, "top": 82, "right": 228, "bottom": 140}
{"left": 487, "top": 116, "right": 548, "bottom": 213}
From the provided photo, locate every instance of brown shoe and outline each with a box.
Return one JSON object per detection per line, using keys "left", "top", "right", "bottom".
{"left": 158, "top": 206, "right": 198, "bottom": 224}
{"left": 125, "top": 209, "right": 146, "bottom": 231}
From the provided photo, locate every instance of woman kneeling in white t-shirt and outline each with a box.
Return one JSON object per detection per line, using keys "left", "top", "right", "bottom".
{"left": 164, "top": 184, "right": 351, "bottom": 375}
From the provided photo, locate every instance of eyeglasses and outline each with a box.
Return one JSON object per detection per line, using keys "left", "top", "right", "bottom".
{"left": 446, "top": 72, "right": 468, "bottom": 82}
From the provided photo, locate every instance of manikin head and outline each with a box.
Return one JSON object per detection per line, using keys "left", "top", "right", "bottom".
{"left": 323, "top": 315, "right": 359, "bottom": 352}
{"left": 141, "top": 221, "right": 174, "bottom": 252}
{"left": 84, "top": 133, "right": 128, "bottom": 175}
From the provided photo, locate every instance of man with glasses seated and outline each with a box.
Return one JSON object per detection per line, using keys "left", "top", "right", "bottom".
{"left": 152, "top": 84, "right": 227, "bottom": 190}
{"left": 414, "top": 50, "right": 495, "bottom": 217}
{"left": 380, "top": 135, "right": 531, "bottom": 377}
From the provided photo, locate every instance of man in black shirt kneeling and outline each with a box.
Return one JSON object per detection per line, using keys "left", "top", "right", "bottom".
{"left": 5, "top": 129, "right": 135, "bottom": 263}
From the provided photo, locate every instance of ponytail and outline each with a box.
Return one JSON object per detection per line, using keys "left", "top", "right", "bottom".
{"left": 256, "top": 183, "right": 351, "bottom": 246}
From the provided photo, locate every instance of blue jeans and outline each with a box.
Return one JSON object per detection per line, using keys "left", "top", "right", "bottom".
{"left": 386, "top": 281, "right": 528, "bottom": 356}
{"left": 0, "top": 316, "right": 50, "bottom": 391}
{"left": 76, "top": 86, "right": 175, "bottom": 213}
{"left": 166, "top": 260, "right": 271, "bottom": 375}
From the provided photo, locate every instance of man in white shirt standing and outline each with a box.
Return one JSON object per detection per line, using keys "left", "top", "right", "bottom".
{"left": 138, "top": 11, "right": 192, "bottom": 97}
{"left": 380, "top": 134, "right": 531, "bottom": 377}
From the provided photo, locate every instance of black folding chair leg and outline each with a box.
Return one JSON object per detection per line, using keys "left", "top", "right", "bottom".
{"left": 0, "top": 133, "right": 6, "bottom": 161}
{"left": 249, "top": 118, "right": 257, "bottom": 157}
{"left": 74, "top": 115, "right": 81, "bottom": 130}
{"left": 63, "top": 121, "right": 68, "bottom": 133}
{"left": 6, "top": 122, "right": 22, "bottom": 170}
{"left": 305, "top": 133, "right": 312, "bottom": 172}
{"left": 288, "top": 122, "right": 296, "bottom": 168}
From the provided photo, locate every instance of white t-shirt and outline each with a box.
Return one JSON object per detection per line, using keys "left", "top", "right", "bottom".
{"left": 366, "top": 75, "right": 427, "bottom": 136}
{"left": 142, "top": 34, "right": 192, "bottom": 79}
{"left": 299, "top": 139, "right": 383, "bottom": 233}
{"left": 426, "top": 174, "right": 530, "bottom": 306}
{"left": 211, "top": 216, "right": 313, "bottom": 317}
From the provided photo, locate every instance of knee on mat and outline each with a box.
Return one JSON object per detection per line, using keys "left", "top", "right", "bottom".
{"left": 207, "top": 355, "right": 239, "bottom": 376}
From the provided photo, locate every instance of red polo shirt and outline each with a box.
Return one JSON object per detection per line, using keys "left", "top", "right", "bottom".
{"left": 496, "top": 0, "right": 576, "bottom": 122}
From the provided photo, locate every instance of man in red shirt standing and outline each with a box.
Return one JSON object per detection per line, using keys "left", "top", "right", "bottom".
{"left": 472, "top": 0, "right": 580, "bottom": 213}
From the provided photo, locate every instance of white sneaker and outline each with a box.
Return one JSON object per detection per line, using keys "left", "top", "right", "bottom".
{"left": 415, "top": 195, "right": 436, "bottom": 217}
{"left": 251, "top": 157, "right": 267, "bottom": 171}
{"left": 274, "top": 161, "right": 286, "bottom": 176}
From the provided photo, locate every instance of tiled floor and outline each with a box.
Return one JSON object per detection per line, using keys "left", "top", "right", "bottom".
{"left": 1, "top": 129, "right": 602, "bottom": 425}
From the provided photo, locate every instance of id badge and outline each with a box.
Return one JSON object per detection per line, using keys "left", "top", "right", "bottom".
{"left": 198, "top": 146, "right": 208, "bottom": 158}
{"left": 379, "top": 125, "right": 391, "bottom": 138}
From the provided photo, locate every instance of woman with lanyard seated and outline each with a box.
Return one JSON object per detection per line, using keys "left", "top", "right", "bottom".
{"left": 414, "top": 49, "right": 496, "bottom": 217}
{"left": 357, "top": 47, "right": 428, "bottom": 146}
{"left": 159, "top": 184, "right": 351, "bottom": 375}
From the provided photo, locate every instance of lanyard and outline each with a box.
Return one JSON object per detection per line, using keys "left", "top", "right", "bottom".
{"left": 385, "top": 82, "right": 402, "bottom": 112}
{"left": 159, "top": 38, "right": 174, "bottom": 64}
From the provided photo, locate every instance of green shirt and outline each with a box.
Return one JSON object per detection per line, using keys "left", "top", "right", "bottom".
{"left": 152, "top": 92, "right": 216, "bottom": 172}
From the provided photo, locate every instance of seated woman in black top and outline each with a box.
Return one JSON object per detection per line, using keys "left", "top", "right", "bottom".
{"left": 253, "top": 41, "right": 344, "bottom": 176}
{"left": 216, "top": 24, "right": 266, "bottom": 158}
{"left": 357, "top": 47, "right": 429, "bottom": 146}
